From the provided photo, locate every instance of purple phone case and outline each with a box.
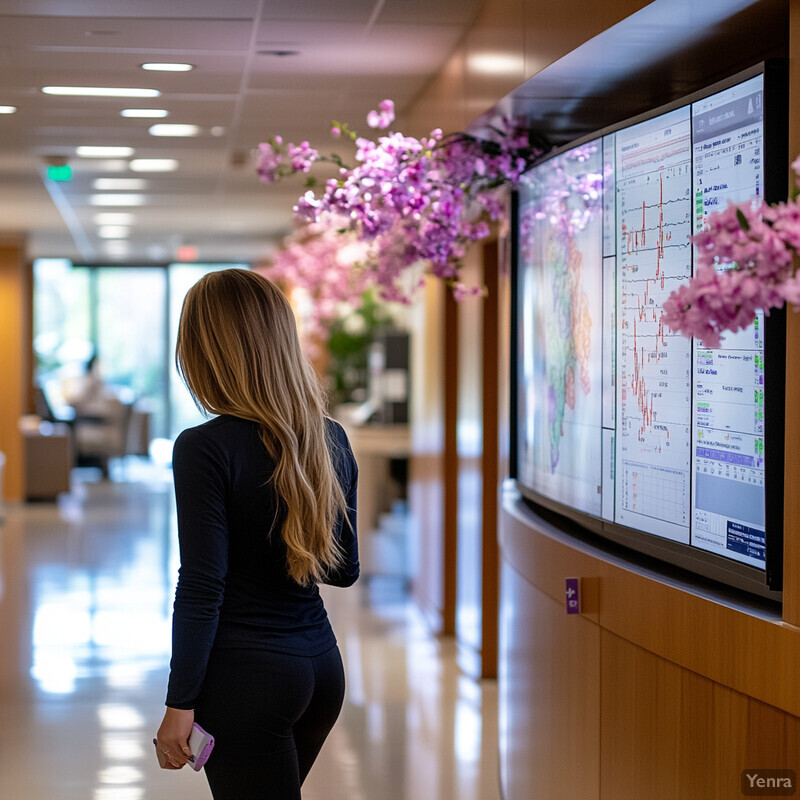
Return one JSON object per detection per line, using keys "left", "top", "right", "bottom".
{"left": 152, "top": 722, "right": 215, "bottom": 772}
{"left": 188, "top": 722, "right": 215, "bottom": 771}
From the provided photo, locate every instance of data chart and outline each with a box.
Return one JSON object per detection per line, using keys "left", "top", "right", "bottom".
{"left": 620, "top": 461, "right": 689, "bottom": 527}
{"left": 615, "top": 107, "right": 693, "bottom": 543}
{"left": 690, "top": 74, "right": 767, "bottom": 568}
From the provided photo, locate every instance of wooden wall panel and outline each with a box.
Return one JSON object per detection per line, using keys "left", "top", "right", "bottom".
{"left": 740, "top": 697, "right": 800, "bottom": 781}
{"left": 405, "top": 0, "right": 651, "bottom": 138}
{"left": 521, "top": 0, "right": 651, "bottom": 78}
{"left": 600, "top": 630, "right": 800, "bottom": 800}
{"left": 502, "top": 500, "right": 800, "bottom": 718}
{"left": 601, "top": 633, "right": 688, "bottom": 800}
{"left": 0, "top": 240, "right": 28, "bottom": 502}
{"left": 464, "top": 0, "right": 526, "bottom": 121}
{"left": 405, "top": 47, "right": 469, "bottom": 140}
{"left": 501, "top": 500, "right": 800, "bottom": 798}
{"left": 782, "top": 0, "right": 800, "bottom": 627}
{"left": 499, "top": 558, "right": 600, "bottom": 800}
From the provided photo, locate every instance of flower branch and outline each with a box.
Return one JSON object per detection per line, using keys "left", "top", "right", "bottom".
{"left": 257, "top": 99, "right": 548, "bottom": 306}
{"left": 662, "top": 158, "right": 800, "bottom": 348}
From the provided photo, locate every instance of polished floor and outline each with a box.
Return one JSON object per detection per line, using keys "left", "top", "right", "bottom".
{"left": 0, "top": 467, "right": 500, "bottom": 800}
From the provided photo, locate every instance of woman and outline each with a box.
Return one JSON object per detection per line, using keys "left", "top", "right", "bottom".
{"left": 155, "top": 269, "right": 359, "bottom": 799}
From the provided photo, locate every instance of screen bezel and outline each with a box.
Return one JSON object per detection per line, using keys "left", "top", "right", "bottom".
{"left": 509, "top": 60, "right": 788, "bottom": 601}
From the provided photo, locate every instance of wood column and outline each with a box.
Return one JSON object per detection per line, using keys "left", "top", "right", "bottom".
{"left": 480, "top": 241, "right": 500, "bottom": 678}
{"left": 442, "top": 287, "right": 459, "bottom": 636}
{"left": 409, "top": 278, "right": 457, "bottom": 635}
{"left": 0, "top": 239, "right": 29, "bottom": 502}
{"left": 454, "top": 238, "right": 503, "bottom": 679}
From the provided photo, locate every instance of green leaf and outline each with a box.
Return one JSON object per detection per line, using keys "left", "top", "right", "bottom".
{"left": 736, "top": 207, "right": 751, "bottom": 232}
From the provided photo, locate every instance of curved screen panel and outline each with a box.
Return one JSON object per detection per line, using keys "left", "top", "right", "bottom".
{"left": 511, "top": 62, "right": 787, "bottom": 599}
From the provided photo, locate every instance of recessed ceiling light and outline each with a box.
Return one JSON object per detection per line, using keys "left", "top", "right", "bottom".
{"left": 0, "top": 106, "right": 17, "bottom": 114}
{"left": 148, "top": 123, "right": 199, "bottom": 137}
{"left": 76, "top": 146, "right": 134, "bottom": 158}
{"left": 468, "top": 53, "right": 525, "bottom": 75}
{"left": 94, "top": 212, "right": 135, "bottom": 225}
{"left": 121, "top": 108, "right": 169, "bottom": 118}
{"left": 129, "top": 158, "right": 178, "bottom": 172}
{"left": 103, "top": 240, "right": 131, "bottom": 257}
{"left": 90, "top": 194, "right": 146, "bottom": 206}
{"left": 93, "top": 178, "right": 147, "bottom": 190}
{"left": 43, "top": 86, "right": 160, "bottom": 98}
{"left": 141, "top": 62, "right": 194, "bottom": 72}
{"left": 83, "top": 159, "right": 129, "bottom": 173}
{"left": 257, "top": 49, "right": 300, "bottom": 57}
{"left": 97, "top": 226, "right": 130, "bottom": 239}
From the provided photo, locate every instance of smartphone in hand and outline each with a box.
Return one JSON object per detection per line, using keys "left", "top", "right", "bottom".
{"left": 153, "top": 722, "right": 215, "bottom": 771}
{"left": 187, "top": 723, "right": 215, "bottom": 771}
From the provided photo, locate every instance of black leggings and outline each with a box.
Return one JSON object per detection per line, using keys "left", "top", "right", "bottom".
{"left": 194, "top": 645, "right": 345, "bottom": 799}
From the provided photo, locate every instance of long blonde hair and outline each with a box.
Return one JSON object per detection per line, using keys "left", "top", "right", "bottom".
{"left": 175, "top": 268, "right": 346, "bottom": 585}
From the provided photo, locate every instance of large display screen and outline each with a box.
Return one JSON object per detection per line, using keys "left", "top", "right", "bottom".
{"left": 517, "top": 143, "right": 604, "bottom": 516}
{"left": 513, "top": 67, "right": 784, "bottom": 592}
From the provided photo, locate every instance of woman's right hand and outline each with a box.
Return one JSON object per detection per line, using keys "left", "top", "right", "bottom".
{"left": 155, "top": 706, "right": 195, "bottom": 769}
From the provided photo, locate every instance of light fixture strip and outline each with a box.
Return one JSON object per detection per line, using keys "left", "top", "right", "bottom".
{"left": 148, "top": 123, "right": 199, "bottom": 137}
{"left": 94, "top": 212, "right": 135, "bottom": 225}
{"left": 76, "top": 146, "right": 134, "bottom": 158}
{"left": 93, "top": 178, "right": 147, "bottom": 191}
{"left": 43, "top": 86, "right": 160, "bottom": 98}
{"left": 121, "top": 108, "right": 169, "bottom": 118}
{"left": 90, "top": 194, "right": 146, "bottom": 207}
{"left": 97, "top": 226, "right": 130, "bottom": 239}
{"left": 140, "top": 62, "right": 194, "bottom": 72}
{"left": 129, "top": 159, "right": 179, "bottom": 172}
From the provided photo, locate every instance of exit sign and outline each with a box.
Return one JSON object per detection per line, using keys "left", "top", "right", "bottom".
{"left": 47, "top": 165, "right": 72, "bottom": 181}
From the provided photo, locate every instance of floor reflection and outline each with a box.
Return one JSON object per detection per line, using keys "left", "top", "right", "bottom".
{"left": 0, "top": 473, "right": 500, "bottom": 800}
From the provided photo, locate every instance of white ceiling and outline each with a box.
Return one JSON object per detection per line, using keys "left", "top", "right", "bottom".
{"left": 0, "top": 0, "right": 481, "bottom": 264}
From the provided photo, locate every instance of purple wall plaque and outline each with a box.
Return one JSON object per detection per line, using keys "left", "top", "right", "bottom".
{"left": 565, "top": 578, "right": 580, "bottom": 615}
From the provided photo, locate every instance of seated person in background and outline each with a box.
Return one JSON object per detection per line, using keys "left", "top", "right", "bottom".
{"left": 64, "top": 353, "right": 115, "bottom": 419}
{"left": 64, "top": 353, "right": 132, "bottom": 475}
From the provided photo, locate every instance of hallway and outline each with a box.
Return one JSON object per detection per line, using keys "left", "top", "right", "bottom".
{"left": 0, "top": 472, "right": 500, "bottom": 800}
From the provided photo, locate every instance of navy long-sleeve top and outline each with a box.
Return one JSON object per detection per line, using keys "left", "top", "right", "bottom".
{"left": 165, "top": 414, "right": 359, "bottom": 709}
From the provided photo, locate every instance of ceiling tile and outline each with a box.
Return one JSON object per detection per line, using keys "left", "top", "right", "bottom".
{"left": 0, "top": 1, "right": 260, "bottom": 19}
{"left": 379, "top": 0, "right": 482, "bottom": 25}
{"left": 260, "top": 0, "right": 380, "bottom": 23}
{"left": 253, "top": 21, "right": 465, "bottom": 75}
{"left": 0, "top": 0, "right": 482, "bottom": 262}
{"left": 0, "top": 17, "right": 254, "bottom": 50}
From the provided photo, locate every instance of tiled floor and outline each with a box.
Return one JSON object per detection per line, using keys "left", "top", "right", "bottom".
{"left": 0, "top": 471, "right": 500, "bottom": 800}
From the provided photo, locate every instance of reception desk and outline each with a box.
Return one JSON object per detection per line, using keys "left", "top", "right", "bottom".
{"left": 499, "top": 492, "right": 800, "bottom": 800}
{"left": 23, "top": 422, "right": 72, "bottom": 501}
